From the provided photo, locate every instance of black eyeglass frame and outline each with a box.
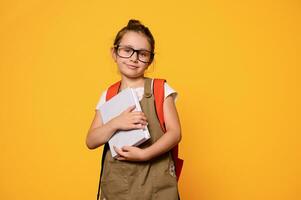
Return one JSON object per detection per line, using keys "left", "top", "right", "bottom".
{"left": 114, "top": 45, "right": 155, "bottom": 63}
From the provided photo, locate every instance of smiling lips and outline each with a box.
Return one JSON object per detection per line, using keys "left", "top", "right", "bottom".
{"left": 126, "top": 64, "right": 139, "bottom": 69}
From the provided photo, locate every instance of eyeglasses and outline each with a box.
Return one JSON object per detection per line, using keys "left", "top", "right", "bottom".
{"left": 114, "top": 45, "right": 154, "bottom": 63}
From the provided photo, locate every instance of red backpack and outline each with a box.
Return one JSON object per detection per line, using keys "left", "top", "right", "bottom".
{"left": 97, "top": 78, "right": 184, "bottom": 199}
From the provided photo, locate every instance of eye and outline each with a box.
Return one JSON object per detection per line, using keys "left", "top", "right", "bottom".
{"left": 139, "top": 51, "right": 150, "bottom": 57}
{"left": 122, "top": 47, "right": 132, "bottom": 53}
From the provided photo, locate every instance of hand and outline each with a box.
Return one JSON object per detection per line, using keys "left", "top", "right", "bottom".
{"left": 111, "top": 105, "right": 148, "bottom": 131}
{"left": 113, "top": 146, "right": 150, "bottom": 162}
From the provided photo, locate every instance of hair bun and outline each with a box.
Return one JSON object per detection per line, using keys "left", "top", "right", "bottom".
{"left": 127, "top": 19, "right": 142, "bottom": 27}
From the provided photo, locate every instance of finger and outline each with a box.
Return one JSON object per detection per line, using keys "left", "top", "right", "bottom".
{"left": 138, "top": 115, "right": 148, "bottom": 122}
{"left": 132, "top": 115, "right": 147, "bottom": 122}
{"left": 138, "top": 121, "right": 148, "bottom": 126}
{"left": 130, "top": 115, "right": 148, "bottom": 124}
{"left": 114, "top": 146, "right": 126, "bottom": 157}
{"left": 132, "top": 119, "right": 147, "bottom": 125}
{"left": 139, "top": 114, "right": 148, "bottom": 122}
{"left": 132, "top": 112, "right": 146, "bottom": 118}
{"left": 132, "top": 123, "right": 146, "bottom": 129}
{"left": 139, "top": 120, "right": 148, "bottom": 126}
{"left": 122, "top": 146, "right": 132, "bottom": 151}
{"left": 116, "top": 156, "right": 127, "bottom": 161}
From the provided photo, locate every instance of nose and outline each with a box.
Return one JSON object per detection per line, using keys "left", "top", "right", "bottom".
{"left": 130, "top": 51, "right": 139, "bottom": 62}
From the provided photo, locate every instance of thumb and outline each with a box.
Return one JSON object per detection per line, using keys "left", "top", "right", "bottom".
{"left": 122, "top": 146, "right": 131, "bottom": 151}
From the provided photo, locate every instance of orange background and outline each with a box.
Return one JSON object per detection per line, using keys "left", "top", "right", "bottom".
{"left": 0, "top": 1, "right": 299, "bottom": 199}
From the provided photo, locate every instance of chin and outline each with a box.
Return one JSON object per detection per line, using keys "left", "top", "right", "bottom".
{"left": 119, "top": 68, "right": 145, "bottom": 78}
{"left": 128, "top": 73, "right": 144, "bottom": 78}
{"left": 121, "top": 72, "right": 144, "bottom": 79}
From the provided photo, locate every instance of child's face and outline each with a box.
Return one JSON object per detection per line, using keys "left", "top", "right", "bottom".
{"left": 112, "top": 31, "right": 152, "bottom": 79}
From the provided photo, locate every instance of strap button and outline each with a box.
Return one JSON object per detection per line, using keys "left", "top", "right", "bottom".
{"left": 144, "top": 92, "right": 152, "bottom": 98}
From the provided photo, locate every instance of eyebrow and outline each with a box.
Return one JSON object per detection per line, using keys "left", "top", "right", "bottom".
{"left": 119, "top": 44, "right": 151, "bottom": 51}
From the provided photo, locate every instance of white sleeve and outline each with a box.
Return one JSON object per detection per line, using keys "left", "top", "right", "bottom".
{"left": 95, "top": 90, "right": 107, "bottom": 110}
{"left": 164, "top": 82, "right": 178, "bottom": 102}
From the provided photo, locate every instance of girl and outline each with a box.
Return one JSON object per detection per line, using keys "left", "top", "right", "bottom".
{"left": 86, "top": 19, "right": 182, "bottom": 200}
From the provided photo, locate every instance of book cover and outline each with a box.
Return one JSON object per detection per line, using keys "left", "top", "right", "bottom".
{"left": 99, "top": 88, "right": 151, "bottom": 158}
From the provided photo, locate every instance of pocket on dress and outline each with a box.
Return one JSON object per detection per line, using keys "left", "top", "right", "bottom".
{"left": 100, "top": 161, "right": 129, "bottom": 200}
{"left": 101, "top": 177, "right": 128, "bottom": 200}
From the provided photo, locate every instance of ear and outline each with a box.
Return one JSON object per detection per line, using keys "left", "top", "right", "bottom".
{"left": 111, "top": 47, "right": 117, "bottom": 62}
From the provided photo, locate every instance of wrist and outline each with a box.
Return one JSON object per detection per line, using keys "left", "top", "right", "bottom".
{"left": 107, "top": 118, "right": 119, "bottom": 132}
{"left": 143, "top": 147, "right": 153, "bottom": 161}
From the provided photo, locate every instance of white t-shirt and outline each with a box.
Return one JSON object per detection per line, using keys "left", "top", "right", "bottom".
{"left": 95, "top": 80, "right": 178, "bottom": 110}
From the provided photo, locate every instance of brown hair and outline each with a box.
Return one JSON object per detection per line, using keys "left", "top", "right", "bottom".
{"left": 113, "top": 19, "right": 155, "bottom": 63}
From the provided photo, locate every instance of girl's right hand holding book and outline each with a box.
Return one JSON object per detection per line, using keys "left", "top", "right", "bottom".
{"left": 86, "top": 105, "right": 148, "bottom": 149}
{"left": 111, "top": 105, "right": 148, "bottom": 131}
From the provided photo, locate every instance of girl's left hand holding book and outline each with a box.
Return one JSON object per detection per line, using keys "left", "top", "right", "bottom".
{"left": 113, "top": 146, "right": 150, "bottom": 162}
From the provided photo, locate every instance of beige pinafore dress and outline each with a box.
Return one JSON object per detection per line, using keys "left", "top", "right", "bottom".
{"left": 99, "top": 77, "right": 179, "bottom": 200}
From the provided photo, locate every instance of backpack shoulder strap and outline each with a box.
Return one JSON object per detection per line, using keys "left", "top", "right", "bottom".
{"left": 106, "top": 80, "right": 121, "bottom": 101}
{"left": 153, "top": 78, "right": 166, "bottom": 132}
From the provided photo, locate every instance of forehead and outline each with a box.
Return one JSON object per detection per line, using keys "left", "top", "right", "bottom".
{"left": 119, "top": 31, "right": 151, "bottom": 50}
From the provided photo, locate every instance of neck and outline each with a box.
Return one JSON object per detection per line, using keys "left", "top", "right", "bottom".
{"left": 120, "top": 76, "right": 146, "bottom": 90}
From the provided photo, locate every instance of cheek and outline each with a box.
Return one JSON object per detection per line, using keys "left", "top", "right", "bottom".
{"left": 115, "top": 57, "right": 126, "bottom": 66}
{"left": 142, "top": 63, "right": 150, "bottom": 69}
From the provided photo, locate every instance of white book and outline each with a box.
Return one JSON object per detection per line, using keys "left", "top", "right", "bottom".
{"left": 99, "top": 88, "right": 151, "bottom": 158}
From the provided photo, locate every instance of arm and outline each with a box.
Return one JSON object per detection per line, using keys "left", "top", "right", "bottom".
{"left": 114, "top": 94, "right": 182, "bottom": 161}
{"left": 85, "top": 110, "right": 118, "bottom": 149}
{"left": 86, "top": 106, "right": 148, "bottom": 150}
{"left": 144, "top": 94, "right": 182, "bottom": 159}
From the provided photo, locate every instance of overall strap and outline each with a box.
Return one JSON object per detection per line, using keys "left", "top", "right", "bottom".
{"left": 143, "top": 77, "right": 153, "bottom": 98}
{"left": 153, "top": 79, "right": 184, "bottom": 181}
{"left": 97, "top": 80, "right": 121, "bottom": 200}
